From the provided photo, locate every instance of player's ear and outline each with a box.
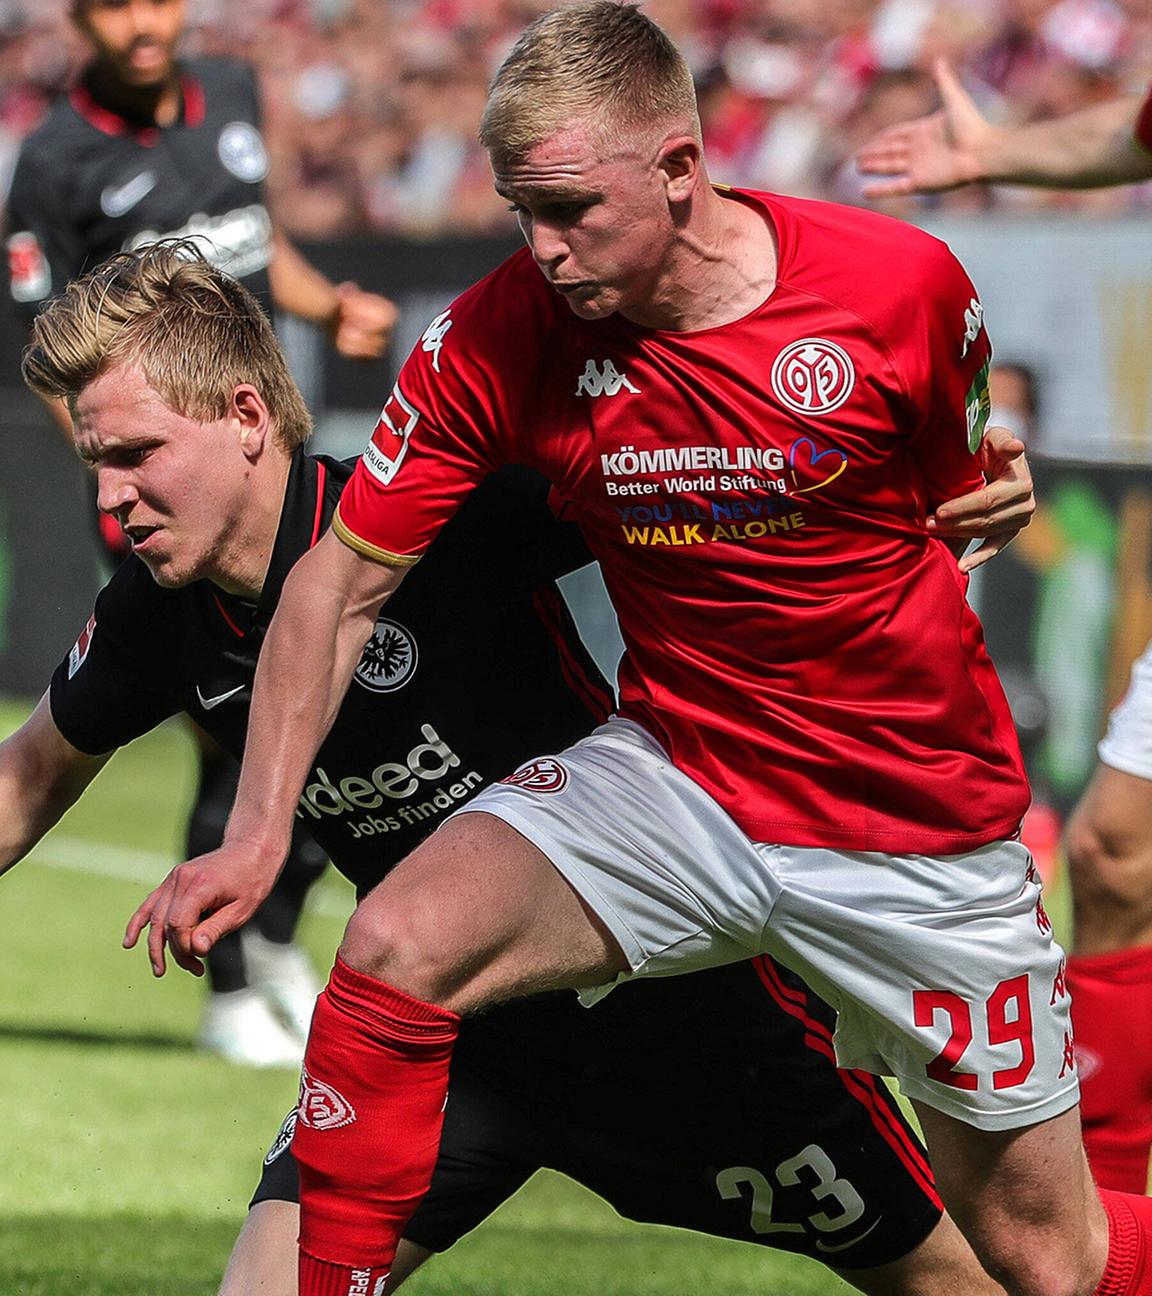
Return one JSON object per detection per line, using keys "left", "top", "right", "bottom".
{"left": 658, "top": 136, "right": 701, "bottom": 206}
{"left": 232, "top": 384, "right": 272, "bottom": 459}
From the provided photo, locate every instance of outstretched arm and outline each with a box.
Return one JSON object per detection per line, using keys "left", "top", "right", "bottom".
{"left": 857, "top": 59, "right": 1152, "bottom": 197}
{"left": 124, "top": 529, "right": 406, "bottom": 976}
{"left": 0, "top": 693, "right": 110, "bottom": 879}
{"left": 269, "top": 230, "right": 399, "bottom": 360}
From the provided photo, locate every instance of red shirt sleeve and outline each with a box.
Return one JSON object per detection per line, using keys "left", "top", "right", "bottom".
{"left": 334, "top": 268, "right": 532, "bottom": 565}
{"left": 896, "top": 237, "right": 991, "bottom": 511}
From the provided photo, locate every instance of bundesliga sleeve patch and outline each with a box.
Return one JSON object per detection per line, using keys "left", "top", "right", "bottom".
{"left": 67, "top": 613, "right": 97, "bottom": 680}
{"left": 966, "top": 359, "right": 991, "bottom": 453}
{"left": 7, "top": 231, "right": 50, "bottom": 303}
{"left": 361, "top": 383, "right": 419, "bottom": 487}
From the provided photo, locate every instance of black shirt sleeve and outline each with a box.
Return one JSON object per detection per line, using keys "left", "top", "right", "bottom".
{"left": 6, "top": 137, "right": 85, "bottom": 318}
{"left": 49, "top": 563, "right": 183, "bottom": 755}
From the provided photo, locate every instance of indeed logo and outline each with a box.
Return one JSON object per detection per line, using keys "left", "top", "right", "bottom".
{"left": 297, "top": 724, "right": 463, "bottom": 821}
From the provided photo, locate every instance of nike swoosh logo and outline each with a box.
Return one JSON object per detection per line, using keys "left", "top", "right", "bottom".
{"left": 815, "top": 1216, "right": 882, "bottom": 1254}
{"left": 196, "top": 684, "right": 245, "bottom": 711}
{"left": 101, "top": 172, "right": 157, "bottom": 218}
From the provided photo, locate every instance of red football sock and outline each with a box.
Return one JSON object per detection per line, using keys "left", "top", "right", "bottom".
{"left": 1094, "top": 1189, "right": 1152, "bottom": 1294}
{"left": 292, "top": 956, "right": 459, "bottom": 1296}
{"left": 1069, "top": 947, "right": 1152, "bottom": 1192}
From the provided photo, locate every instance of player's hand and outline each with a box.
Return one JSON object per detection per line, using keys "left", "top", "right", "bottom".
{"left": 331, "top": 282, "right": 398, "bottom": 360}
{"left": 928, "top": 424, "right": 1034, "bottom": 572}
{"left": 123, "top": 842, "right": 281, "bottom": 978}
{"left": 856, "top": 58, "right": 994, "bottom": 197}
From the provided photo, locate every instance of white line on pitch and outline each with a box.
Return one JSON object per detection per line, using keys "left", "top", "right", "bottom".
{"left": 24, "top": 836, "right": 354, "bottom": 918}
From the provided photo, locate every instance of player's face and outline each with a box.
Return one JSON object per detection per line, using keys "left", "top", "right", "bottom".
{"left": 73, "top": 0, "right": 185, "bottom": 89}
{"left": 72, "top": 364, "right": 254, "bottom": 590}
{"left": 492, "top": 120, "right": 694, "bottom": 327}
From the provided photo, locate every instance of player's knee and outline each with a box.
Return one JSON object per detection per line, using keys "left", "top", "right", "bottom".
{"left": 974, "top": 1231, "right": 1100, "bottom": 1296}
{"left": 338, "top": 897, "right": 458, "bottom": 1005}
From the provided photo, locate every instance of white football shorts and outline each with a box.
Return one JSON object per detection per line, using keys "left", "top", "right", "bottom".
{"left": 1098, "top": 639, "right": 1152, "bottom": 780}
{"left": 454, "top": 717, "right": 1078, "bottom": 1132}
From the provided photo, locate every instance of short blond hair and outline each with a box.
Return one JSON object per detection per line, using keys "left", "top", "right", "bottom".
{"left": 479, "top": 2, "right": 699, "bottom": 165}
{"left": 23, "top": 241, "right": 312, "bottom": 451}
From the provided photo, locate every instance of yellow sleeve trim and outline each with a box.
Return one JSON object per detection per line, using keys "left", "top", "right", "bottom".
{"left": 332, "top": 505, "right": 422, "bottom": 568}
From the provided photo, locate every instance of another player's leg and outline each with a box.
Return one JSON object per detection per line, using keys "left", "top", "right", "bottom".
{"left": 227, "top": 1048, "right": 537, "bottom": 1296}
{"left": 761, "top": 839, "right": 1152, "bottom": 1296}
{"left": 245, "top": 824, "right": 327, "bottom": 1041}
{"left": 218, "top": 1201, "right": 432, "bottom": 1296}
{"left": 189, "top": 736, "right": 321, "bottom": 1065}
{"left": 1065, "top": 759, "right": 1152, "bottom": 1192}
{"left": 293, "top": 810, "right": 627, "bottom": 1295}
{"left": 915, "top": 1103, "right": 1113, "bottom": 1295}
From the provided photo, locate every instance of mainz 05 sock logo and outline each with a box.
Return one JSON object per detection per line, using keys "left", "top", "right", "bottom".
{"left": 297, "top": 1067, "right": 357, "bottom": 1130}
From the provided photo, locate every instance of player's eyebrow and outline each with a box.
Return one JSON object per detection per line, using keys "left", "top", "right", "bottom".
{"left": 494, "top": 182, "right": 600, "bottom": 204}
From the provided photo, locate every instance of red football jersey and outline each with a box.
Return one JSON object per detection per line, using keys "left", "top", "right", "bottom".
{"left": 335, "top": 189, "right": 1029, "bottom": 853}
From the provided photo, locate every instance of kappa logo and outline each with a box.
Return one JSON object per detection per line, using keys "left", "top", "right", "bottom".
{"left": 771, "top": 339, "right": 855, "bottom": 417}
{"left": 348, "top": 1272, "right": 387, "bottom": 1296}
{"left": 100, "top": 171, "right": 156, "bottom": 217}
{"left": 354, "top": 617, "right": 418, "bottom": 693}
{"left": 263, "top": 1107, "right": 297, "bottom": 1165}
{"left": 420, "top": 310, "right": 452, "bottom": 372}
{"left": 7, "top": 231, "right": 50, "bottom": 303}
{"left": 576, "top": 358, "right": 639, "bottom": 398}
{"left": 961, "top": 297, "right": 985, "bottom": 358}
{"left": 362, "top": 384, "right": 419, "bottom": 486}
{"left": 67, "top": 613, "right": 97, "bottom": 680}
{"left": 297, "top": 1067, "right": 357, "bottom": 1131}
{"left": 501, "top": 758, "right": 569, "bottom": 794}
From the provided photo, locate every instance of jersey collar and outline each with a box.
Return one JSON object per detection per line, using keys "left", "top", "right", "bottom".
{"left": 70, "top": 62, "right": 206, "bottom": 145}
{"left": 254, "top": 449, "right": 350, "bottom": 632}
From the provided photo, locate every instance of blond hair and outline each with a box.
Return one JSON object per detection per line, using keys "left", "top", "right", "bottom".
{"left": 479, "top": 2, "right": 699, "bottom": 165}
{"left": 23, "top": 240, "right": 312, "bottom": 451}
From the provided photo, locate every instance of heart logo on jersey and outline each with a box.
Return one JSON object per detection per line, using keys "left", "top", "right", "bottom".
{"left": 788, "top": 438, "right": 848, "bottom": 495}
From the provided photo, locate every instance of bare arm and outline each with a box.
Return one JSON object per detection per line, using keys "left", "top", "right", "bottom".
{"left": 269, "top": 230, "right": 398, "bottom": 360}
{"left": 0, "top": 692, "right": 110, "bottom": 878}
{"left": 125, "top": 529, "right": 407, "bottom": 974}
{"left": 857, "top": 59, "right": 1152, "bottom": 197}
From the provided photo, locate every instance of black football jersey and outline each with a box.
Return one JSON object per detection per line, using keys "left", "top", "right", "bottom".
{"left": 6, "top": 57, "right": 273, "bottom": 313}
{"left": 49, "top": 455, "right": 613, "bottom": 894}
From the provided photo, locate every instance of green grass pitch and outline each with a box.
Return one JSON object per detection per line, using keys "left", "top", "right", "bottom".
{"left": 0, "top": 696, "right": 892, "bottom": 1295}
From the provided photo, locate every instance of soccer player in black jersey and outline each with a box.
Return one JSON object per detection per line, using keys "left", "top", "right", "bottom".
{"left": 5, "top": 244, "right": 1034, "bottom": 1295}
{"left": 5, "top": 0, "right": 398, "bottom": 1065}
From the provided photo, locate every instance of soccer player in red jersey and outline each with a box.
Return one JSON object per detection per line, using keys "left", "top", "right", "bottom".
{"left": 128, "top": 7, "right": 1152, "bottom": 1295}
{"left": 857, "top": 64, "right": 1152, "bottom": 1196}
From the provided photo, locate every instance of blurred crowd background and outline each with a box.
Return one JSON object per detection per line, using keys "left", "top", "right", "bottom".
{"left": 1, "top": 0, "right": 1151, "bottom": 242}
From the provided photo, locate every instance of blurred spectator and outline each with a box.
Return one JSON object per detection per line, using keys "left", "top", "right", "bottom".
{"left": 2, "top": 0, "right": 1151, "bottom": 236}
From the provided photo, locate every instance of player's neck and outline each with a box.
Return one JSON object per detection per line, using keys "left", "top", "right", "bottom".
{"left": 210, "top": 457, "right": 294, "bottom": 602}
{"left": 87, "top": 62, "right": 183, "bottom": 129}
{"left": 628, "top": 186, "right": 778, "bottom": 332}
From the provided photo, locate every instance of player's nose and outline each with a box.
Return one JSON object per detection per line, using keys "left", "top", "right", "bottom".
{"left": 526, "top": 220, "right": 568, "bottom": 271}
{"left": 96, "top": 468, "right": 139, "bottom": 516}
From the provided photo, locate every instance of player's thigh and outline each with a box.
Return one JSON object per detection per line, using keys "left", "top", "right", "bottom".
{"left": 342, "top": 809, "right": 628, "bottom": 1009}
{"left": 556, "top": 960, "right": 940, "bottom": 1272}
{"left": 762, "top": 840, "right": 1079, "bottom": 1134}
{"left": 913, "top": 1101, "right": 1106, "bottom": 1291}
{"left": 422, "top": 719, "right": 778, "bottom": 999}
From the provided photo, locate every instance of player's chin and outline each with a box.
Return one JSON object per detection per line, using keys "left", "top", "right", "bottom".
{"left": 564, "top": 292, "right": 615, "bottom": 321}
